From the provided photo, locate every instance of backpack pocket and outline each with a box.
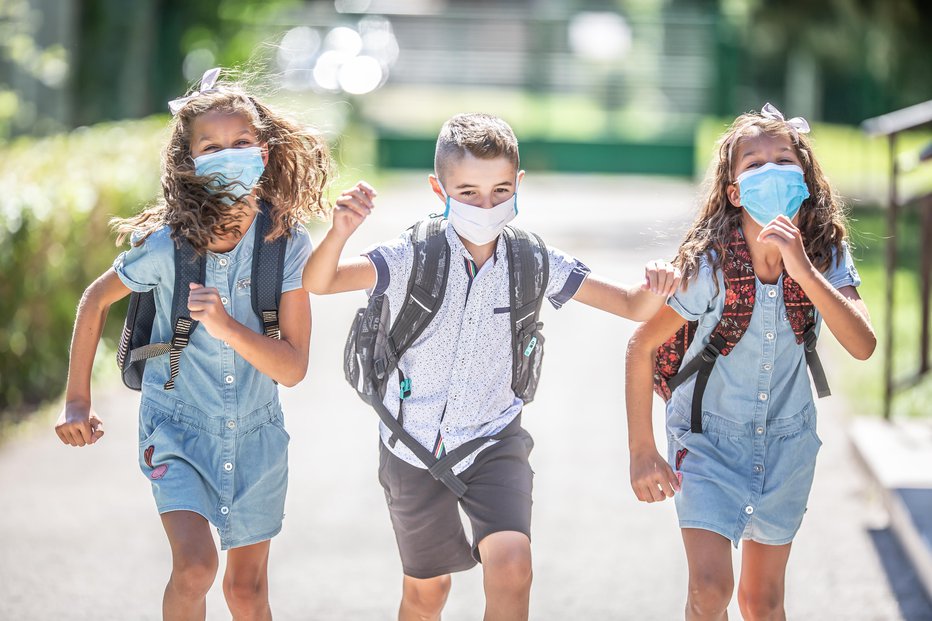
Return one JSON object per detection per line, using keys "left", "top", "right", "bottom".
{"left": 344, "top": 294, "right": 392, "bottom": 401}
{"left": 514, "top": 321, "right": 545, "bottom": 404}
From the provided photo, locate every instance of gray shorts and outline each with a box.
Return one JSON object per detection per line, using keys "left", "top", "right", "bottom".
{"left": 377, "top": 427, "right": 535, "bottom": 579}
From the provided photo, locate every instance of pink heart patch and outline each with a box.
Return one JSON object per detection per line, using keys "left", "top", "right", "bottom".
{"left": 150, "top": 464, "right": 168, "bottom": 480}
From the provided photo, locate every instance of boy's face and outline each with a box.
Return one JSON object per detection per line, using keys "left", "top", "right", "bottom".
{"left": 429, "top": 153, "right": 524, "bottom": 209}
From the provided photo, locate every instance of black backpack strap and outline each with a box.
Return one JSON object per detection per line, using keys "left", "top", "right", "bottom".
{"left": 378, "top": 216, "right": 450, "bottom": 446}
{"left": 502, "top": 226, "right": 548, "bottom": 398}
{"left": 803, "top": 326, "right": 831, "bottom": 398}
{"left": 164, "top": 237, "right": 206, "bottom": 390}
{"left": 252, "top": 200, "right": 287, "bottom": 339}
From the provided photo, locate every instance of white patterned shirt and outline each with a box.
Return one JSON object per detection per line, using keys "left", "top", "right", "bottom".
{"left": 365, "top": 223, "right": 589, "bottom": 474}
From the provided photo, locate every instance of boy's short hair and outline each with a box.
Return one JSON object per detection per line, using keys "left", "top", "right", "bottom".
{"left": 434, "top": 113, "right": 520, "bottom": 181}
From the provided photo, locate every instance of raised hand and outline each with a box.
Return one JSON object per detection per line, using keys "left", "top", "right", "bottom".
{"left": 332, "top": 180, "right": 377, "bottom": 239}
{"left": 757, "top": 214, "right": 813, "bottom": 281}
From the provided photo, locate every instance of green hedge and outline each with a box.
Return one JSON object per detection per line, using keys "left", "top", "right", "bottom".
{"left": 0, "top": 119, "right": 166, "bottom": 414}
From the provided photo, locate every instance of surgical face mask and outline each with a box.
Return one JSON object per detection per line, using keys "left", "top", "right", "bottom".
{"left": 440, "top": 182, "right": 518, "bottom": 245}
{"left": 736, "top": 162, "right": 810, "bottom": 227}
{"left": 193, "top": 146, "right": 265, "bottom": 203}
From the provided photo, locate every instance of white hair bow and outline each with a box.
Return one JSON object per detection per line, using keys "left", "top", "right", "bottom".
{"left": 168, "top": 67, "right": 221, "bottom": 115}
{"left": 760, "top": 102, "right": 810, "bottom": 138}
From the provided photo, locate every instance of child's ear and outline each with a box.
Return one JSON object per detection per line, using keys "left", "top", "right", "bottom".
{"left": 428, "top": 174, "right": 446, "bottom": 203}
{"left": 260, "top": 143, "right": 269, "bottom": 167}
{"left": 726, "top": 182, "right": 741, "bottom": 208}
{"left": 516, "top": 169, "right": 526, "bottom": 187}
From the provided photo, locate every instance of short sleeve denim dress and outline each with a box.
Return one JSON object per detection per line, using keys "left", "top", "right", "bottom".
{"left": 113, "top": 217, "right": 311, "bottom": 549}
{"left": 665, "top": 240, "right": 861, "bottom": 546}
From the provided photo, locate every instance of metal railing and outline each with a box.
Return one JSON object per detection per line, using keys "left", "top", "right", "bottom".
{"left": 862, "top": 100, "right": 932, "bottom": 419}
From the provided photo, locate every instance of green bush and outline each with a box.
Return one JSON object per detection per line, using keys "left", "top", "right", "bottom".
{"left": 0, "top": 119, "right": 166, "bottom": 414}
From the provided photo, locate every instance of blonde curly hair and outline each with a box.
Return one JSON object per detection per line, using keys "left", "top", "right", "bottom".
{"left": 675, "top": 111, "right": 848, "bottom": 286}
{"left": 113, "top": 74, "right": 332, "bottom": 251}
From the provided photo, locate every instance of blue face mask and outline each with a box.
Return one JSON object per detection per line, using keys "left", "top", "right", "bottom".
{"left": 736, "top": 162, "right": 810, "bottom": 226}
{"left": 193, "top": 146, "right": 265, "bottom": 203}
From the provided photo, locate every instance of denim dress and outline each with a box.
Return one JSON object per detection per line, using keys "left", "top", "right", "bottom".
{"left": 113, "top": 217, "right": 311, "bottom": 549}
{"left": 666, "top": 241, "right": 861, "bottom": 546}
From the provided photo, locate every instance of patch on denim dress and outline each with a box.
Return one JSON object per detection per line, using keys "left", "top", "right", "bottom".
{"left": 675, "top": 447, "right": 688, "bottom": 485}
{"left": 144, "top": 444, "right": 169, "bottom": 480}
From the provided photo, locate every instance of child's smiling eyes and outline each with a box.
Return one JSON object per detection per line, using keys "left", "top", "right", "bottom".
{"left": 744, "top": 157, "right": 798, "bottom": 171}
{"left": 202, "top": 139, "right": 256, "bottom": 153}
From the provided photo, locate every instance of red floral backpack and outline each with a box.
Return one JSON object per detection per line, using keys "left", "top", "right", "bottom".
{"left": 653, "top": 228, "right": 830, "bottom": 434}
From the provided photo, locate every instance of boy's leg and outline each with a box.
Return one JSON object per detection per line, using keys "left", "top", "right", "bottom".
{"left": 161, "top": 510, "right": 220, "bottom": 621}
{"left": 378, "top": 442, "right": 476, "bottom": 619}
{"left": 400, "top": 574, "right": 452, "bottom": 621}
{"left": 682, "top": 528, "right": 735, "bottom": 621}
{"left": 476, "top": 531, "right": 532, "bottom": 621}
{"left": 223, "top": 540, "right": 272, "bottom": 621}
{"left": 458, "top": 429, "right": 535, "bottom": 621}
{"left": 736, "top": 541, "right": 792, "bottom": 621}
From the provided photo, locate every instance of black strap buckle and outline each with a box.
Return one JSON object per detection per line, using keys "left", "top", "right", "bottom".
{"left": 803, "top": 327, "right": 818, "bottom": 352}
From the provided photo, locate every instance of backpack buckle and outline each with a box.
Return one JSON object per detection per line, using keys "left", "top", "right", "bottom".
{"left": 399, "top": 378, "right": 412, "bottom": 400}
{"left": 700, "top": 342, "right": 721, "bottom": 363}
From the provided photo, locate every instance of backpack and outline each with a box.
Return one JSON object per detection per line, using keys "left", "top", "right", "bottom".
{"left": 653, "top": 227, "right": 830, "bottom": 434}
{"left": 344, "top": 216, "right": 548, "bottom": 497}
{"left": 117, "top": 200, "right": 287, "bottom": 391}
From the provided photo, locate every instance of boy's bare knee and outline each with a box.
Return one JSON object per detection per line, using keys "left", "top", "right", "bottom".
{"left": 481, "top": 537, "right": 533, "bottom": 594}
{"left": 401, "top": 574, "right": 451, "bottom": 619}
{"left": 687, "top": 572, "right": 733, "bottom": 617}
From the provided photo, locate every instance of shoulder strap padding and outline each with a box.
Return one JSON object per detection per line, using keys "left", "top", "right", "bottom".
{"left": 251, "top": 200, "right": 287, "bottom": 339}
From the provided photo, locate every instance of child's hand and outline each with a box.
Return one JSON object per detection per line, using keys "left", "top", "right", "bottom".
{"left": 55, "top": 400, "right": 105, "bottom": 447}
{"left": 332, "top": 181, "right": 377, "bottom": 239}
{"left": 188, "top": 283, "right": 234, "bottom": 340}
{"left": 642, "top": 260, "right": 681, "bottom": 297}
{"left": 757, "top": 214, "right": 813, "bottom": 282}
{"left": 630, "top": 447, "right": 680, "bottom": 502}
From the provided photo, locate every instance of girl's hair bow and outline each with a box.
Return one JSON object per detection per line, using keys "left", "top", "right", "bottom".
{"left": 760, "top": 102, "right": 810, "bottom": 139}
{"left": 168, "top": 67, "right": 222, "bottom": 115}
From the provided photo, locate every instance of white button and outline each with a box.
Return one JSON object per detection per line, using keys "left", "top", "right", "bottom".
{"left": 754, "top": 465, "right": 763, "bottom": 473}
{"left": 223, "top": 341, "right": 229, "bottom": 347}
{"left": 219, "top": 258, "right": 228, "bottom": 267}
{"left": 756, "top": 426, "right": 765, "bottom": 435}
{"left": 224, "top": 462, "right": 233, "bottom": 472}
{"left": 220, "top": 506, "right": 229, "bottom": 515}
{"left": 744, "top": 505, "right": 754, "bottom": 515}
{"left": 221, "top": 297, "right": 229, "bottom": 305}
{"left": 763, "top": 363, "right": 772, "bottom": 371}
{"left": 225, "top": 375, "right": 234, "bottom": 384}
{"left": 766, "top": 332, "right": 775, "bottom": 340}
{"left": 758, "top": 392, "right": 768, "bottom": 401}
{"left": 227, "top": 420, "right": 236, "bottom": 429}
{"left": 767, "top": 289, "right": 777, "bottom": 298}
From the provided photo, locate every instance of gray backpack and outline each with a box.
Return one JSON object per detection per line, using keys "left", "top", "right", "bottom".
{"left": 344, "top": 216, "right": 549, "bottom": 497}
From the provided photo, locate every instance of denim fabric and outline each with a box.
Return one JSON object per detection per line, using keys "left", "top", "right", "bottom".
{"left": 113, "top": 216, "right": 311, "bottom": 548}
{"left": 665, "top": 241, "right": 860, "bottom": 545}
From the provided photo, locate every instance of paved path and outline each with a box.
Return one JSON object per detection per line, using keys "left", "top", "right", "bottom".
{"left": 0, "top": 174, "right": 911, "bottom": 619}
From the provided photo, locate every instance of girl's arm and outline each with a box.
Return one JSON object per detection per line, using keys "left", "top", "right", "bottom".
{"left": 625, "top": 305, "right": 687, "bottom": 502}
{"left": 56, "top": 268, "right": 133, "bottom": 447}
{"left": 573, "top": 260, "right": 681, "bottom": 321}
{"left": 303, "top": 181, "right": 377, "bottom": 294}
{"left": 187, "top": 284, "right": 310, "bottom": 387}
{"left": 759, "top": 215, "right": 876, "bottom": 360}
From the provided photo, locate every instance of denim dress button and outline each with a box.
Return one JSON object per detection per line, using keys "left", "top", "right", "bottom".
{"left": 224, "top": 462, "right": 233, "bottom": 472}
{"left": 767, "top": 289, "right": 777, "bottom": 298}
{"left": 745, "top": 505, "right": 754, "bottom": 515}
{"left": 220, "top": 506, "right": 229, "bottom": 515}
{"left": 225, "top": 375, "right": 234, "bottom": 384}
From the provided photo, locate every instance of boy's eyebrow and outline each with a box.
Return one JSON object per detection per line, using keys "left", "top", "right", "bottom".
{"left": 454, "top": 180, "right": 514, "bottom": 189}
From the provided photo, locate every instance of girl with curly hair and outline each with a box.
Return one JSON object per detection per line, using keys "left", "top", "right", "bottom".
{"left": 56, "top": 67, "right": 331, "bottom": 619}
{"left": 625, "top": 104, "right": 876, "bottom": 620}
